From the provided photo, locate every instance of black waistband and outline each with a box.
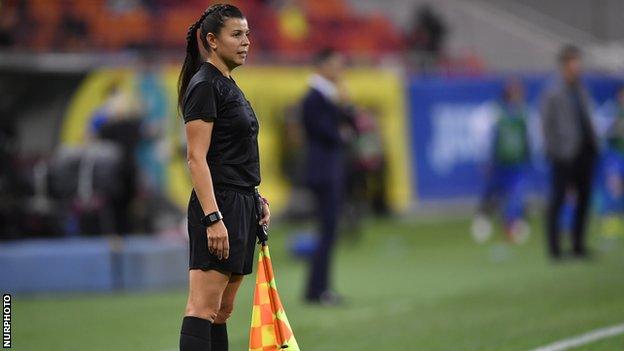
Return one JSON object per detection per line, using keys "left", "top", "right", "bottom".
{"left": 214, "top": 183, "right": 257, "bottom": 195}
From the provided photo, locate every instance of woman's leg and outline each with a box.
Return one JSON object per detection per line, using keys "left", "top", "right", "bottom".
{"left": 212, "top": 274, "right": 245, "bottom": 351}
{"left": 180, "top": 269, "right": 231, "bottom": 351}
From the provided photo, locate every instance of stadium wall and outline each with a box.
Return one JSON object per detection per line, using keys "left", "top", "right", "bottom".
{"left": 0, "top": 236, "right": 187, "bottom": 293}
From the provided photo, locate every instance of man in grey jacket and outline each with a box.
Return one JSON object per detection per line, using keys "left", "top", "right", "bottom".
{"left": 541, "top": 45, "right": 598, "bottom": 259}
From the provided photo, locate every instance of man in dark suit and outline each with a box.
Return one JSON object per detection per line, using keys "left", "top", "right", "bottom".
{"left": 541, "top": 45, "right": 598, "bottom": 259}
{"left": 302, "top": 49, "right": 354, "bottom": 304}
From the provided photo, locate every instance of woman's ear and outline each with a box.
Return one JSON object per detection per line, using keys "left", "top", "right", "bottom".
{"left": 207, "top": 32, "right": 218, "bottom": 51}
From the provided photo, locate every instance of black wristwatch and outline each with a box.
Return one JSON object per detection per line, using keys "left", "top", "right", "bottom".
{"left": 201, "top": 211, "right": 223, "bottom": 227}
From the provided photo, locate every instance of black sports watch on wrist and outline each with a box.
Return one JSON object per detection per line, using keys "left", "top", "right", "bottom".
{"left": 201, "top": 211, "right": 223, "bottom": 227}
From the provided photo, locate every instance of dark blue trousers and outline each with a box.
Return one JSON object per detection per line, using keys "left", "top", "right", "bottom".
{"left": 305, "top": 181, "right": 342, "bottom": 299}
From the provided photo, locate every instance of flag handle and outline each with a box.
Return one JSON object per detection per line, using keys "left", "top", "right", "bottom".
{"left": 261, "top": 242, "right": 289, "bottom": 349}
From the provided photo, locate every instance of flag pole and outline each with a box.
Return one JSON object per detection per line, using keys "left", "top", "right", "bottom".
{"left": 261, "top": 242, "right": 289, "bottom": 349}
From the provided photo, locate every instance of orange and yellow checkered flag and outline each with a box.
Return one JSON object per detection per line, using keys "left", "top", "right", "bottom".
{"left": 249, "top": 243, "right": 300, "bottom": 351}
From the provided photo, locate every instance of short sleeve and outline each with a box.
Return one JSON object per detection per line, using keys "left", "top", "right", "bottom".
{"left": 183, "top": 81, "right": 217, "bottom": 123}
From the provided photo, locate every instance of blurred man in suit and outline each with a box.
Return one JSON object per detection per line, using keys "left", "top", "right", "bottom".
{"left": 541, "top": 45, "right": 598, "bottom": 259}
{"left": 301, "top": 49, "right": 354, "bottom": 304}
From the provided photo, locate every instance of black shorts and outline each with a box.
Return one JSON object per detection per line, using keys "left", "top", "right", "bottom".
{"left": 187, "top": 186, "right": 258, "bottom": 275}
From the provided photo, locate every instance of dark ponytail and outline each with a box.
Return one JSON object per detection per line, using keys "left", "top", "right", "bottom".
{"left": 177, "top": 4, "right": 245, "bottom": 111}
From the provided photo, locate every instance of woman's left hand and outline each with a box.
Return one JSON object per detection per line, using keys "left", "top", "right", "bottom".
{"left": 259, "top": 201, "right": 270, "bottom": 228}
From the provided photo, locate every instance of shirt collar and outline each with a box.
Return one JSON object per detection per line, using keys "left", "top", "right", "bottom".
{"left": 309, "top": 73, "right": 338, "bottom": 102}
{"left": 204, "top": 61, "right": 234, "bottom": 81}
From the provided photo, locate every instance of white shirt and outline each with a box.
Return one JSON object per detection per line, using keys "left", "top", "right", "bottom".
{"left": 309, "top": 73, "right": 338, "bottom": 103}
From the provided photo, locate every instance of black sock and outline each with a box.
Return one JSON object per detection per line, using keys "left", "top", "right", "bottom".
{"left": 211, "top": 323, "right": 228, "bottom": 351}
{"left": 179, "top": 316, "right": 212, "bottom": 351}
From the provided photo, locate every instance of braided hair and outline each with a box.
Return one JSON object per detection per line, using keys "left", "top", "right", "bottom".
{"left": 178, "top": 4, "right": 244, "bottom": 110}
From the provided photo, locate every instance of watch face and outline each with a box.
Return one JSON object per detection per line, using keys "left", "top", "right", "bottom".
{"left": 202, "top": 211, "right": 222, "bottom": 226}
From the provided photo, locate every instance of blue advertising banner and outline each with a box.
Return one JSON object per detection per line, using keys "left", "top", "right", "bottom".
{"left": 408, "top": 74, "right": 623, "bottom": 202}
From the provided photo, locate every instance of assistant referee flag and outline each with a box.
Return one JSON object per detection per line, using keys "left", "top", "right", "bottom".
{"left": 249, "top": 242, "right": 300, "bottom": 350}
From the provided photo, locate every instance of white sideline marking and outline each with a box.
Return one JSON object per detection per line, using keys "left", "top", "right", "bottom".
{"left": 531, "top": 323, "right": 624, "bottom": 351}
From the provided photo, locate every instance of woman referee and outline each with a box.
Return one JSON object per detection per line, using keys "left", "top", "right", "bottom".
{"left": 177, "top": 4, "right": 270, "bottom": 351}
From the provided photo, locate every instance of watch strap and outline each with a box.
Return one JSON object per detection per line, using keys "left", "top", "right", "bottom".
{"left": 201, "top": 211, "right": 223, "bottom": 227}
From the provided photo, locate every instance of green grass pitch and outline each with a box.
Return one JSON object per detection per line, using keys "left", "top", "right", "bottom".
{"left": 13, "top": 216, "right": 624, "bottom": 350}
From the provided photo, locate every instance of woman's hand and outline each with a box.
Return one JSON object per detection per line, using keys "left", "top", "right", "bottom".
{"left": 259, "top": 201, "right": 271, "bottom": 228}
{"left": 207, "top": 221, "right": 229, "bottom": 260}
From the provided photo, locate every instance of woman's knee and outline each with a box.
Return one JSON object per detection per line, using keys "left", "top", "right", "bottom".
{"left": 185, "top": 295, "right": 221, "bottom": 322}
{"left": 185, "top": 269, "right": 231, "bottom": 322}
{"left": 184, "top": 304, "right": 219, "bottom": 322}
{"left": 214, "top": 303, "right": 234, "bottom": 323}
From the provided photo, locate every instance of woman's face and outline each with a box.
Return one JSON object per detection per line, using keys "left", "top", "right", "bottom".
{"left": 210, "top": 17, "right": 250, "bottom": 69}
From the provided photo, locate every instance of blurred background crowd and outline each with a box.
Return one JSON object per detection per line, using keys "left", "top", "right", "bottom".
{"left": 0, "top": 0, "right": 451, "bottom": 241}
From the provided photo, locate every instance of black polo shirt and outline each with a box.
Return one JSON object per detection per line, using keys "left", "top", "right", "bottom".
{"left": 182, "top": 62, "right": 260, "bottom": 188}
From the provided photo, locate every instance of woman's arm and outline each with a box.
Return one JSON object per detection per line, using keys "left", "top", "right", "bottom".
{"left": 185, "top": 119, "right": 229, "bottom": 260}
